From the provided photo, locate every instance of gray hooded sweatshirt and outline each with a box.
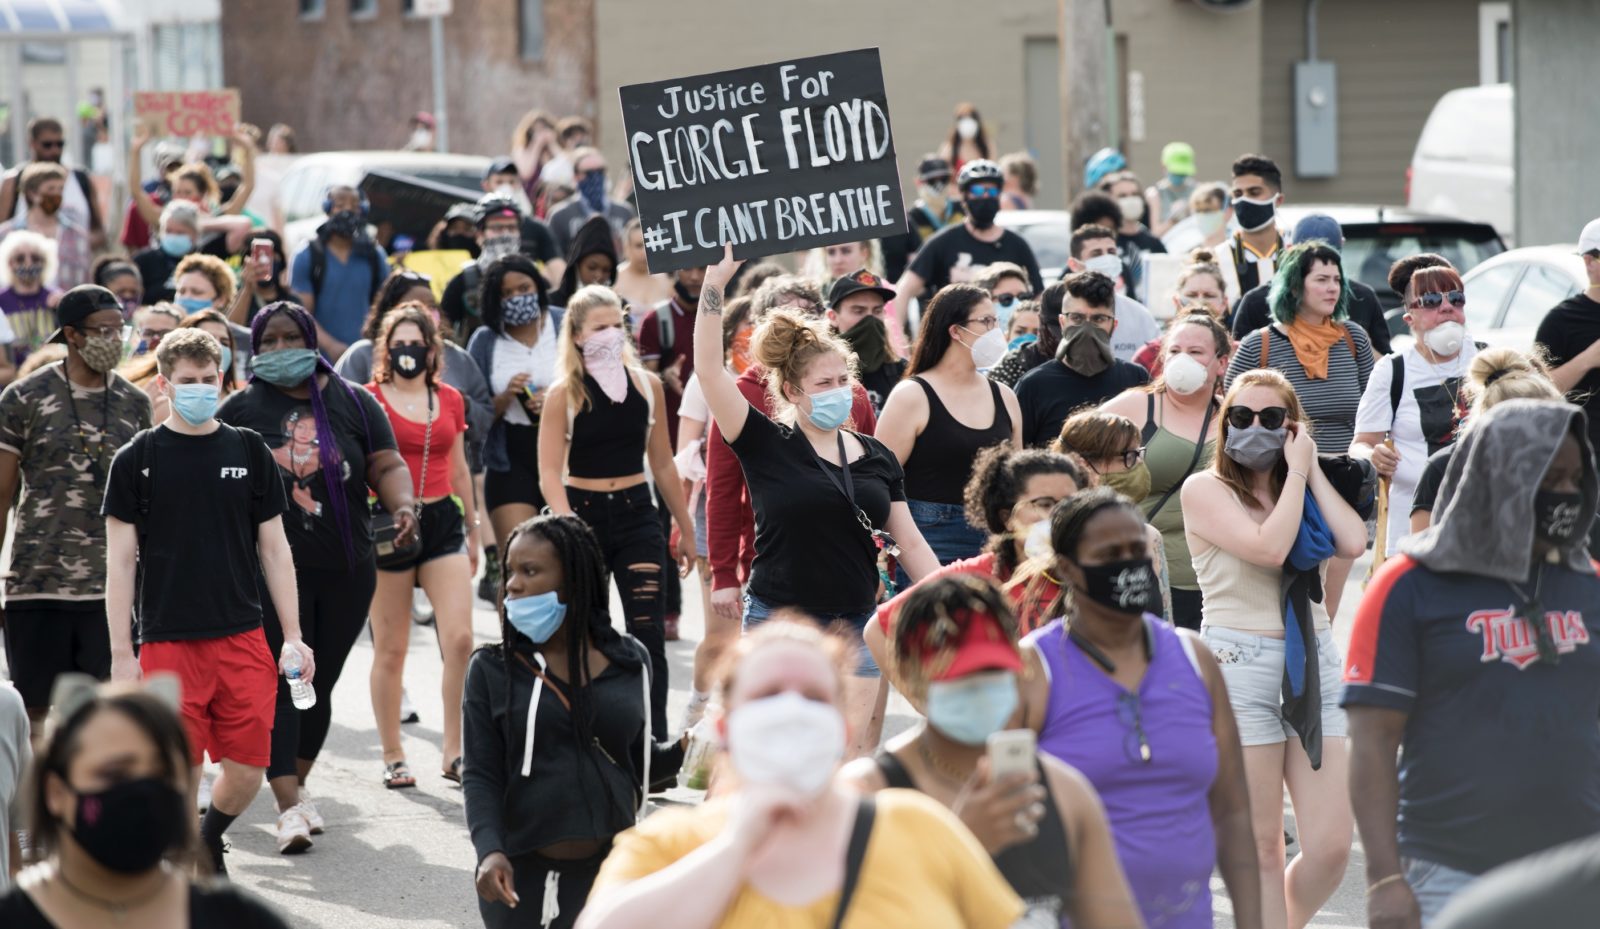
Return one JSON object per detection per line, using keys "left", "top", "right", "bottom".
{"left": 1401, "top": 399, "right": 1597, "bottom": 580}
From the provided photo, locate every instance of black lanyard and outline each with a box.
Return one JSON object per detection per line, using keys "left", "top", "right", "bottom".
{"left": 810, "top": 432, "right": 900, "bottom": 556}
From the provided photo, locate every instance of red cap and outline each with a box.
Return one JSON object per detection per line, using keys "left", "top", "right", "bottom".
{"left": 916, "top": 607, "right": 1024, "bottom": 682}
{"left": 414, "top": 111, "right": 436, "bottom": 128}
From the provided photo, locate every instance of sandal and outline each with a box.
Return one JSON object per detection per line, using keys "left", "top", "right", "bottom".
{"left": 442, "top": 757, "right": 463, "bottom": 784}
{"left": 383, "top": 760, "right": 417, "bottom": 789}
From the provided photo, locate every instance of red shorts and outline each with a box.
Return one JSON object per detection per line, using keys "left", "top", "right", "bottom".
{"left": 139, "top": 627, "right": 277, "bottom": 768}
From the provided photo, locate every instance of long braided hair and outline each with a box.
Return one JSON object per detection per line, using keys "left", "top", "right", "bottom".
{"left": 250, "top": 301, "right": 365, "bottom": 568}
{"left": 493, "top": 514, "right": 639, "bottom": 825}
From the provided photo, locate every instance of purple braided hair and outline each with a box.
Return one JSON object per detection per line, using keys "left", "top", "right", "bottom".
{"left": 251, "top": 301, "right": 364, "bottom": 568}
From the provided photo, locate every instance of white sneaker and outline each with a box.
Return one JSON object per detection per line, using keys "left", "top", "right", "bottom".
{"left": 296, "top": 797, "right": 326, "bottom": 835}
{"left": 276, "top": 808, "right": 312, "bottom": 854}
{"left": 400, "top": 689, "right": 420, "bottom": 725}
{"left": 197, "top": 772, "right": 213, "bottom": 813}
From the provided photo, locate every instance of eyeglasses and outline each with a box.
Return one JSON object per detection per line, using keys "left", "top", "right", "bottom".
{"left": 36, "top": 140, "right": 64, "bottom": 151}
{"left": 993, "top": 293, "right": 1032, "bottom": 308}
{"left": 140, "top": 328, "right": 172, "bottom": 342}
{"left": 1117, "top": 693, "right": 1152, "bottom": 764}
{"left": 1096, "top": 448, "right": 1144, "bottom": 472}
{"left": 963, "top": 315, "right": 1000, "bottom": 331}
{"left": 82, "top": 324, "right": 132, "bottom": 341}
{"left": 1226, "top": 405, "right": 1289, "bottom": 430}
{"left": 1410, "top": 290, "right": 1465, "bottom": 310}
{"left": 1064, "top": 312, "right": 1115, "bottom": 327}
{"left": 1018, "top": 495, "right": 1062, "bottom": 513}
{"left": 966, "top": 183, "right": 1001, "bottom": 198}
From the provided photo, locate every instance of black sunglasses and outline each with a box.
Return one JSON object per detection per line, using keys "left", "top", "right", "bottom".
{"left": 1226, "top": 405, "right": 1289, "bottom": 430}
{"left": 1411, "top": 290, "right": 1465, "bottom": 310}
{"left": 993, "top": 293, "right": 1033, "bottom": 309}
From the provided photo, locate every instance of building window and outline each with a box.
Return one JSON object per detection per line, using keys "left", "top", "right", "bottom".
{"left": 351, "top": 0, "right": 377, "bottom": 16}
{"left": 402, "top": 0, "right": 415, "bottom": 12}
{"left": 299, "top": 0, "right": 325, "bottom": 18}
{"left": 152, "top": 22, "right": 223, "bottom": 90}
{"left": 520, "top": 0, "right": 545, "bottom": 61}
{"left": 1478, "top": 2, "right": 1511, "bottom": 84}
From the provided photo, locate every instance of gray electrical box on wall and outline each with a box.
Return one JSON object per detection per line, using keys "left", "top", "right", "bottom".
{"left": 1295, "top": 61, "right": 1338, "bottom": 177}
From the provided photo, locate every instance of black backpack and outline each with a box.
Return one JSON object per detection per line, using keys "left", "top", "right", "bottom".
{"left": 308, "top": 238, "right": 385, "bottom": 302}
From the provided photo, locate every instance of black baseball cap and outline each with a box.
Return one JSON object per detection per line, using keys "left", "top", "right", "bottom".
{"left": 828, "top": 268, "right": 897, "bottom": 308}
{"left": 918, "top": 156, "right": 952, "bottom": 184}
{"left": 485, "top": 157, "right": 517, "bottom": 180}
{"left": 49, "top": 284, "right": 122, "bottom": 344}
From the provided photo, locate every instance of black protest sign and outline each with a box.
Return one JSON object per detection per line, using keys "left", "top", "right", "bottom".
{"left": 619, "top": 48, "right": 906, "bottom": 273}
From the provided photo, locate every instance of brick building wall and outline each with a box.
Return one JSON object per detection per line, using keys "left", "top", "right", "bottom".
{"left": 221, "top": 0, "right": 596, "bottom": 157}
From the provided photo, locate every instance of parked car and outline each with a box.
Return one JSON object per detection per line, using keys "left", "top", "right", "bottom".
{"left": 277, "top": 151, "right": 491, "bottom": 257}
{"left": 1456, "top": 245, "right": 1588, "bottom": 353}
{"left": 1408, "top": 84, "right": 1514, "bottom": 242}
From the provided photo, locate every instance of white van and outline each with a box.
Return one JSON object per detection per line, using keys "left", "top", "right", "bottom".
{"left": 1408, "top": 84, "right": 1514, "bottom": 242}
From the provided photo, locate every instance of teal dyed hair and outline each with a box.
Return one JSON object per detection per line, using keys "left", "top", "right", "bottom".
{"left": 1267, "top": 242, "right": 1352, "bottom": 324}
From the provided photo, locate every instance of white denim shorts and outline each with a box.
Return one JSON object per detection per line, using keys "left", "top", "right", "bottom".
{"left": 1201, "top": 625, "right": 1347, "bottom": 746}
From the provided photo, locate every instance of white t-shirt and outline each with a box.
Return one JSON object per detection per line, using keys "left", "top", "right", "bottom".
{"left": 678, "top": 372, "right": 708, "bottom": 423}
{"left": 490, "top": 316, "right": 559, "bottom": 427}
{"left": 1355, "top": 343, "right": 1477, "bottom": 553}
{"left": 1112, "top": 294, "right": 1162, "bottom": 362}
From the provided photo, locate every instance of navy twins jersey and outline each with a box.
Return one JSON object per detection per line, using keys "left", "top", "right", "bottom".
{"left": 1342, "top": 555, "right": 1600, "bottom": 874}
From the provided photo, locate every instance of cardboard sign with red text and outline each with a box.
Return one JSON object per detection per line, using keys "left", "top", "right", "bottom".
{"left": 134, "top": 90, "right": 240, "bottom": 137}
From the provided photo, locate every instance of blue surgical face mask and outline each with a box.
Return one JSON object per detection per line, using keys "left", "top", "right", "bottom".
{"left": 250, "top": 348, "right": 319, "bottom": 387}
{"left": 1008, "top": 333, "right": 1038, "bottom": 352}
{"left": 505, "top": 590, "right": 567, "bottom": 644}
{"left": 219, "top": 345, "right": 233, "bottom": 376}
{"left": 804, "top": 385, "right": 853, "bottom": 431}
{"left": 925, "top": 671, "right": 1020, "bottom": 746}
{"left": 175, "top": 296, "right": 213, "bottom": 314}
{"left": 159, "top": 233, "right": 194, "bottom": 257}
{"left": 168, "top": 383, "right": 219, "bottom": 426}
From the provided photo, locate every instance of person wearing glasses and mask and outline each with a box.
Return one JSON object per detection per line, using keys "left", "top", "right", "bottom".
{"left": 974, "top": 262, "right": 1032, "bottom": 336}
{"left": 1181, "top": 370, "right": 1367, "bottom": 929}
{"left": 0, "top": 286, "right": 149, "bottom": 730}
{"left": 1015, "top": 272, "right": 1149, "bottom": 448}
{"left": 1351, "top": 263, "right": 1477, "bottom": 556}
{"left": 877, "top": 284, "right": 1023, "bottom": 574}
{"left": 1020, "top": 487, "right": 1262, "bottom": 929}
{"left": 891, "top": 160, "right": 1044, "bottom": 330}
{"left": 1061, "top": 224, "right": 1162, "bottom": 363}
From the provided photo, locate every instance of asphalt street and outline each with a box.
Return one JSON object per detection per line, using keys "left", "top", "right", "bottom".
{"left": 4, "top": 557, "right": 1377, "bottom": 928}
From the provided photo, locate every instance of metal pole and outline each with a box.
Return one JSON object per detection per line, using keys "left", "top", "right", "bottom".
{"left": 429, "top": 14, "right": 448, "bottom": 153}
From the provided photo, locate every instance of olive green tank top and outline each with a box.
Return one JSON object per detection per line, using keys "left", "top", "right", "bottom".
{"left": 1140, "top": 393, "right": 1216, "bottom": 590}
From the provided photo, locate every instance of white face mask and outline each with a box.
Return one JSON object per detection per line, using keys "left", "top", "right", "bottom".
{"left": 1117, "top": 195, "right": 1144, "bottom": 222}
{"left": 1194, "top": 210, "right": 1226, "bottom": 236}
{"left": 1422, "top": 320, "right": 1466, "bottom": 357}
{"left": 956, "top": 117, "right": 979, "bottom": 140}
{"left": 1084, "top": 253, "right": 1124, "bottom": 280}
{"left": 1023, "top": 518, "right": 1053, "bottom": 562}
{"left": 1163, "top": 351, "right": 1211, "bottom": 395}
{"left": 964, "top": 326, "right": 1007, "bottom": 370}
{"left": 727, "top": 692, "right": 844, "bottom": 796}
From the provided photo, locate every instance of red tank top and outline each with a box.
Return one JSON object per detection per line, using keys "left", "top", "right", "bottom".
{"left": 365, "top": 381, "right": 465, "bottom": 499}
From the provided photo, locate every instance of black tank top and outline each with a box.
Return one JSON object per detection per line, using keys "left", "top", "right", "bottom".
{"left": 901, "top": 376, "right": 1012, "bottom": 504}
{"left": 567, "top": 372, "right": 649, "bottom": 479}
{"left": 874, "top": 750, "right": 1071, "bottom": 922}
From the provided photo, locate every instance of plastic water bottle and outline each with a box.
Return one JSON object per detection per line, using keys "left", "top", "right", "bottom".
{"left": 283, "top": 648, "right": 316, "bottom": 711}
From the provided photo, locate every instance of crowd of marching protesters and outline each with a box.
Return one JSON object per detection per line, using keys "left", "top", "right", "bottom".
{"left": 0, "top": 99, "right": 1599, "bottom": 929}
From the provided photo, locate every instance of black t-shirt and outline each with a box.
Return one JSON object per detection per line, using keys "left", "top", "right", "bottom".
{"left": 1409, "top": 445, "right": 1454, "bottom": 516}
{"left": 217, "top": 378, "right": 395, "bottom": 568}
{"left": 908, "top": 224, "right": 1045, "bottom": 295}
{"left": 1014, "top": 358, "right": 1149, "bottom": 447}
{"left": 1231, "top": 280, "right": 1394, "bottom": 355}
{"left": 1116, "top": 226, "right": 1166, "bottom": 291}
{"left": 728, "top": 409, "right": 906, "bottom": 613}
{"left": 521, "top": 216, "right": 560, "bottom": 264}
{"left": 1536, "top": 294, "right": 1600, "bottom": 451}
{"left": 0, "top": 882, "right": 292, "bottom": 929}
{"left": 102, "top": 424, "right": 287, "bottom": 643}
{"left": 857, "top": 359, "right": 907, "bottom": 414}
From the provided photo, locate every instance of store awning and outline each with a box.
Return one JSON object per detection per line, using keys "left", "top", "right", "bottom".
{"left": 0, "top": 0, "right": 124, "bottom": 38}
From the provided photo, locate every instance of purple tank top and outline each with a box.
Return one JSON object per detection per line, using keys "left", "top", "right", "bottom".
{"left": 1025, "top": 616, "right": 1218, "bottom": 929}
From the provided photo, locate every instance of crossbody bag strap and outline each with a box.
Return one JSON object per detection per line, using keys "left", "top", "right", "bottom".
{"left": 1144, "top": 398, "right": 1214, "bottom": 522}
{"left": 828, "top": 797, "right": 877, "bottom": 929}
{"left": 809, "top": 431, "right": 898, "bottom": 555}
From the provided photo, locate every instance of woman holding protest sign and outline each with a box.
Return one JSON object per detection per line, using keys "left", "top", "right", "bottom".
{"left": 692, "top": 244, "right": 939, "bottom": 755}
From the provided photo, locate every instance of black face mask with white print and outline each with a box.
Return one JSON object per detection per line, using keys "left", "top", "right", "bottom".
{"left": 1534, "top": 489, "right": 1586, "bottom": 547}
{"left": 1074, "top": 557, "right": 1163, "bottom": 616}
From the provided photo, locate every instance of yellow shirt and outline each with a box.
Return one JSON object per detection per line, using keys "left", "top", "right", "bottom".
{"left": 590, "top": 789, "right": 1024, "bottom": 929}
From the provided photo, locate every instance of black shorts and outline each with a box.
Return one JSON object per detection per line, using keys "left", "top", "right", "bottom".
{"left": 2, "top": 600, "right": 111, "bottom": 709}
{"left": 484, "top": 422, "right": 544, "bottom": 511}
{"left": 378, "top": 498, "right": 467, "bottom": 573}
